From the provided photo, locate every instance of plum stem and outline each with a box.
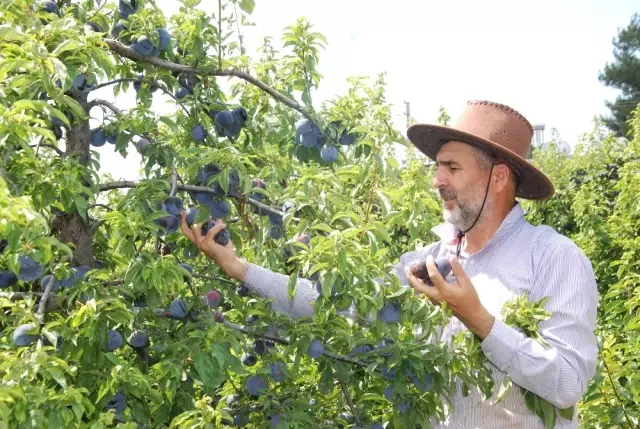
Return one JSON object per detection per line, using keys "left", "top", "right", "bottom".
{"left": 103, "top": 39, "right": 314, "bottom": 122}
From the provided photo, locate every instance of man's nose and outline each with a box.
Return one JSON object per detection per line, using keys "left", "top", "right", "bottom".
{"left": 432, "top": 168, "right": 446, "bottom": 189}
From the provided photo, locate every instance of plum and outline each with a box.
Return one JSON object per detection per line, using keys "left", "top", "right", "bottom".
{"left": 111, "top": 20, "right": 127, "bottom": 39}
{"left": 164, "top": 196, "right": 183, "bottom": 216}
{"left": 241, "top": 353, "right": 257, "bottom": 367}
{"left": 13, "top": 323, "right": 38, "bottom": 347}
{"left": 91, "top": 128, "right": 107, "bottom": 147}
{"left": 104, "top": 391, "right": 127, "bottom": 414}
{"left": 132, "top": 35, "right": 154, "bottom": 56}
{"left": 339, "top": 132, "right": 356, "bottom": 146}
{"left": 135, "top": 137, "right": 151, "bottom": 154}
{"left": 215, "top": 110, "right": 234, "bottom": 128}
{"left": 178, "top": 262, "right": 193, "bottom": 278}
{"left": 201, "top": 220, "right": 230, "bottom": 246}
{"left": 236, "top": 284, "right": 249, "bottom": 297}
{"left": 0, "top": 271, "right": 17, "bottom": 288}
{"left": 270, "top": 361, "right": 286, "bottom": 382}
{"left": 209, "top": 199, "right": 230, "bottom": 218}
{"left": 191, "top": 125, "right": 207, "bottom": 141}
{"left": 129, "top": 331, "right": 149, "bottom": 349}
{"left": 107, "top": 330, "right": 123, "bottom": 351}
{"left": 18, "top": 255, "right": 43, "bottom": 282}
{"left": 205, "top": 290, "right": 221, "bottom": 308}
{"left": 118, "top": 0, "right": 136, "bottom": 19}
{"left": 321, "top": 146, "right": 338, "bottom": 163}
{"left": 232, "top": 107, "right": 248, "bottom": 124}
{"left": 378, "top": 302, "right": 401, "bottom": 323}
{"left": 308, "top": 339, "right": 324, "bottom": 359}
{"left": 169, "top": 298, "right": 187, "bottom": 319}
{"left": 175, "top": 86, "right": 190, "bottom": 99}
{"left": 246, "top": 375, "right": 267, "bottom": 397}
{"left": 410, "top": 257, "right": 452, "bottom": 285}
{"left": 185, "top": 207, "right": 198, "bottom": 226}
{"left": 157, "top": 28, "right": 171, "bottom": 50}
{"left": 269, "top": 225, "right": 284, "bottom": 240}
{"left": 73, "top": 73, "right": 88, "bottom": 91}
{"left": 214, "top": 311, "right": 225, "bottom": 323}
{"left": 41, "top": 1, "right": 58, "bottom": 15}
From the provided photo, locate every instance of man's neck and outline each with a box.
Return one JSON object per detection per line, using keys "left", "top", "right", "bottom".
{"left": 461, "top": 201, "right": 516, "bottom": 254}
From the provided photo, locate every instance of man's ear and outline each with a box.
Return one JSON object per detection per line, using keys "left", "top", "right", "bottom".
{"left": 493, "top": 163, "right": 514, "bottom": 193}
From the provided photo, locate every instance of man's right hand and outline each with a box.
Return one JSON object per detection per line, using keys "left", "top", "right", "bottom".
{"left": 179, "top": 210, "right": 248, "bottom": 282}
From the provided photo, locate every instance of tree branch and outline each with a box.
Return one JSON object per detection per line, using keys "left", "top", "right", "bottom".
{"left": 98, "top": 180, "right": 293, "bottom": 219}
{"left": 29, "top": 143, "right": 65, "bottom": 157}
{"left": 103, "top": 39, "right": 313, "bottom": 122}
{"left": 170, "top": 165, "right": 178, "bottom": 197}
{"left": 88, "top": 99, "right": 124, "bottom": 116}
{"left": 36, "top": 275, "right": 56, "bottom": 317}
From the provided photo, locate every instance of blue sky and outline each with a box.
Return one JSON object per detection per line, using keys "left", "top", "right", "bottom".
{"left": 93, "top": 0, "right": 639, "bottom": 177}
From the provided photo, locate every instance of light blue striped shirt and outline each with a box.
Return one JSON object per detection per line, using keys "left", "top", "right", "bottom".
{"left": 244, "top": 202, "right": 599, "bottom": 428}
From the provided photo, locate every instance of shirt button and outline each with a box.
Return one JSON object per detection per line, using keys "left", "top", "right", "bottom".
{"left": 470, "top": 260, "right": 475, "bottom": 265}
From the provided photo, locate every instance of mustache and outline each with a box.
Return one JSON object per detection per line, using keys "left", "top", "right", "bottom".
{"left": 439, "top": 189, "right": 457, "bottom": 201}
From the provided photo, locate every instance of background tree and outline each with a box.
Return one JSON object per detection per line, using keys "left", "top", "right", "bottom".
{"left": 598, "top": 12, "right": 640, "bottom": 138}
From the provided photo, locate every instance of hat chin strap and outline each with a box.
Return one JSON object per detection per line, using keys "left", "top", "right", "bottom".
{"left": 456, "top": 163, "right": 494, "bottom": 258}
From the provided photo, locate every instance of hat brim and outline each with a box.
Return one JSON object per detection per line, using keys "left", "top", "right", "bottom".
{"left": 407, "top": 124, "right": 554, "bottom": 200}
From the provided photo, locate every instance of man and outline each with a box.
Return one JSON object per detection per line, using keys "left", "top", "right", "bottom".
{"left": 180, "top": 100, "right": 599, "bottom": 428}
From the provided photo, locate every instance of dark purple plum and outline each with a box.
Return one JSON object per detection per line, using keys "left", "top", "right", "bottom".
{"left": 13, "top": 323, "right": 38, "bottom": 346}
{"left": 378, "top": 302, "right": 401, "bottom": 323}
{"left": 246, "top": 375, "right": 267, "bottom": 397}
{"left": 169, "top": 298, "right": 187, "bottom": 319}
{"left": 107, "top": 330, "right": 123, "bottom": 351}
{"left": 241, "top": 353, "right": 257, "bottom": 367}
{"left": 308, "top": 339, "right": 324, "bottom": 359}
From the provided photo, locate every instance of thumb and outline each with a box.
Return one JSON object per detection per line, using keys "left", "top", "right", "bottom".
{"left": 205, "top": 218, "right": 227, "bottom": 243}
{"left": 449, "top": 256, "right": 466, "bottom": 285}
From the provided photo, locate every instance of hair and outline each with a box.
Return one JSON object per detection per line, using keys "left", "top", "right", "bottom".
{"left": 470, "top": 145, "right": 518, "bottom": 191}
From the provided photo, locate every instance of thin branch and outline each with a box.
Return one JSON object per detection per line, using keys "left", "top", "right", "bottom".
{"left": 91, "top": 77, "right": 190, "bottom": 116}
{"left": 602, "top": 352, "right": 637, "bottom": 429}
{"left": 192, "top": 273, "right": 237, "bottom": 286}
{"left": 340, "top": 380, "right": 360, "bottom": 425}
{"left": 98, "top": 180, "right": 294, "bottom": 220}
{"left": 88, "top": 99, "right": 124, "bottom": 116}
{"left": 88, "top": 203, "right": 114, "bottom": 211}
{"left": 29, "top": 143, "right": 65, "bottom": 157}
{"left": 0, "top": 292, "right": 43, "bottom": 300}
{"left": 36, "top": 274, "right": 56, "bottom": 317}
{"left": 103, "top": 39, "right": 313, "bottom": 122}
{"left": 170, "top": 166, "right": 178, "bottom": 197}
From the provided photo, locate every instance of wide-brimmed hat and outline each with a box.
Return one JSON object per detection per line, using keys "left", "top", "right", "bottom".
{"left": 407, "top": 100, "right": 554, "bottom": 200}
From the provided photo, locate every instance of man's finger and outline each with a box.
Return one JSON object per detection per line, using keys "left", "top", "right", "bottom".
{"left": 180, "top": 211, "right": 196, "bottom": 243}
{"left": 191, "top": 222, "right": 205, "bottom": 247}
{"left": 406, "top": 265, "right": 440, "bottom": 302}
{"left": 205, "top": 219, "right": 227, "bottom": 243}
{"left": 426, "top": 254, "right": 448, "bottom": 292}
{"left": 449, "top": 256, "right": 467, "bottom": 287}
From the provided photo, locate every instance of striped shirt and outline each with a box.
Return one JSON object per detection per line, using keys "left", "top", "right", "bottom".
{"left": 243, "top": 202, "right": 599, "bottom": 428}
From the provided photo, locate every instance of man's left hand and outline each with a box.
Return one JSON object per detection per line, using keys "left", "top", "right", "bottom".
{"left": 405, "top": 254, "right": 495, "bottom": 340}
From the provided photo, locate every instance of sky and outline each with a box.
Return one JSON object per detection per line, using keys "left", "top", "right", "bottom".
{"left": 92, "top": 0, "right": 639, "bottom": 179}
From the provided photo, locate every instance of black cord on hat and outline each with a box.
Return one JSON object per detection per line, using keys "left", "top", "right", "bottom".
{"left": 456, "top": 163, "right": 494, "bottom": 258}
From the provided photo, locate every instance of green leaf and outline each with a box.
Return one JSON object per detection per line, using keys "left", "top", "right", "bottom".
{"left": 288, "top": 272, "right": 298, "bottom": 302}
{"left": 48, "top": 367, "right": 67, "bottom": 389}
{"left": 53, "top": 39, "right": 82, "bottom": 55}
{"left": 193, "top": 351, "right": 226, "bottom": 389}
{"left": 495, "top": 378, "right": 512, "bottom": 403}
{"left": 75, "top": 195, "right": 87, "bottom": 221}
{"left": 540, "top": 399, "right": 556, "bottom": 429}
{"left": 558, "top": 406, "right": 575, "bottom": 420}
{"left": 239, "top": 0, "right": 255, "bottom": 13}
{"left": 0, "top": 25, "right": 25, "bottom": 40}
{"left": 318, "top": 364, "right": 333, "bottom": 394}
{"left": 184, "top": 0, "right": 201, "bottom": 6}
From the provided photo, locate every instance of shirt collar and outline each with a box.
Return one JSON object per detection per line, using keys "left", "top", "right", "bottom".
{"left": 430, "top": 201, "right": 525, "bottom": 248}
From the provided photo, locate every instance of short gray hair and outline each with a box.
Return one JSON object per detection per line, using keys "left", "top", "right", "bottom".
{"left": 470, "top": 145, "right": 518, "bottom": 188}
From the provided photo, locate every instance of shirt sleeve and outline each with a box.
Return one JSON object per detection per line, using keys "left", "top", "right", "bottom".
{"left": 242, "top": 244, "right": 441, "bottom": 320}
{"left": 480, "top": 239, "right": 599, "bottom": 409}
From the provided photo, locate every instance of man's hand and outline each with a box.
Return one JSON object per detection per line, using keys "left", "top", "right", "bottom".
{"left": 405, "top": 254, "right": 495, "bottom": 340}
{"left": 180, "top": 210, "right": 248, "bottom": 282}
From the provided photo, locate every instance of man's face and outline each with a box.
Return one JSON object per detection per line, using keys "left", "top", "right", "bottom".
{"left": 432, "top": 141, "right": 493, "bottom": 231}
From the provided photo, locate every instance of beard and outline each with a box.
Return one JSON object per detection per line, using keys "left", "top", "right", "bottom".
{"left": 440, "top": 186, "right": 492, "bottom": 232}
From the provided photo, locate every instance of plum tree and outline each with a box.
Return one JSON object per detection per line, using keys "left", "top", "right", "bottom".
{"left": 0, "top": 1, "right": 577, "bottom": 427}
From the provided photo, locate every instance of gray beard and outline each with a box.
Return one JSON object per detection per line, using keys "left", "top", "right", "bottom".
{"left": 443, "top": 193, "right": 492, "bottom": 232}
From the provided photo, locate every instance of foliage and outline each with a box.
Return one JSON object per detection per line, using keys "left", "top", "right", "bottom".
{"left": 598, "top": 12, "right": 640, "bottom": 138}
{"left": 522, "top": 106, "right": 640, "bottom": 428}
